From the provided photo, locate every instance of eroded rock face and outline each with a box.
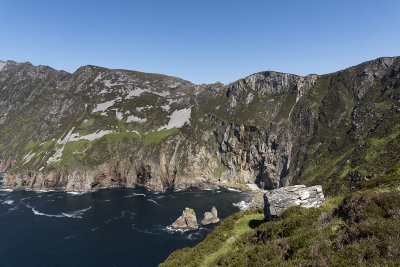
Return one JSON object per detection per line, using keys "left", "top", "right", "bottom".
{"left": 264, "top": 185, "right": 324, "bottom": 220}
{"left": 201, "top": 206, "right": 220, "bottom": 225}
{"left": 171, "top": 208, "right": 198, "bottom": 230}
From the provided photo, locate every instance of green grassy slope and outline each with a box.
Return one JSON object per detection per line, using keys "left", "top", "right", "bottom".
{"left": 161, "top": 172, "right": 400, "bottom": 266}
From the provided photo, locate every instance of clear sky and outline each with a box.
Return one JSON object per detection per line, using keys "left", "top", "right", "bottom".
{"left": 0, "top": 0, "right": 399, "bottom": 84}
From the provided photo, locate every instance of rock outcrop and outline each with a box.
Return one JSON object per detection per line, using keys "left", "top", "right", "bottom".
{"left": 201, "top": 206, "right": 220, "bottom": 225}
{"left": 264, "top": 185, "right": 324, "bottom": 220}
{"left": 171, "top": 208, "right": 199, "bottom": 230}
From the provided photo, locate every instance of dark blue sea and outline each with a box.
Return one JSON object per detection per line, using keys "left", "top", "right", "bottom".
{"left": 0, "top": 173, "right": 250, "bottom": 266}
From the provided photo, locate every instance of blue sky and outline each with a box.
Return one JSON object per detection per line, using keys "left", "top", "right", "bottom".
{"left": 0, "top": 0, "right": 399, "bottom": 84}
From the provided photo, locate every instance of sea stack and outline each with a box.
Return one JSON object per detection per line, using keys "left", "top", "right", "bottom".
{"left": 171, "top": 207, "right": 198, "bottom": 230}
{"left": 201, "top": 206, "right": 220, "bottom": 225}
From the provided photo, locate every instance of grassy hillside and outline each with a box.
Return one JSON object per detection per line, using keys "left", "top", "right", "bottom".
{"left": 161, "top": 171, "right": 400, "bottom": 266}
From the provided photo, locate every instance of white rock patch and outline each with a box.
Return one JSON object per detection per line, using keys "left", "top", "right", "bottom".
{"left": 136, "top": 105, "right": 152, "bottom": 112}
{"left": 158, "top": 108, "right": 191, "bottom": 131}
{"left": 161, "top": 104, "right": 171, "bottom": 112}
{"left": 126, "top": 88, "right": 148, "bottom": 99}
{"left": 114, "top": 110, "right": 124, "bottom": 120}
{"left": 47, "top": 128, "right": 75, "bottom": 164}
{"left": 104, "top": 80, "right": 125, "bottom": 88}
{"left": 47, "top": 128, "right": 116, "bottom": 164}
{"left": 74, "top": 130, "right": 114, "bottom": 141}
{"left": 126, "top": 115, "right": 147, "bottom": 123}
{"left": 0, "top": 61, "right": 6, "bottom": 71}
{"left": 23, "top": 151, "right": 36, "bottom": 164}
{"left": 92, "top": 98, "right": 120, "bottom": 113}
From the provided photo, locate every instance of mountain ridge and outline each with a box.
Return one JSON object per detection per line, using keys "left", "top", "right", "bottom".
{"left": 0, "top": 56, "right": 399, "bottom": 195}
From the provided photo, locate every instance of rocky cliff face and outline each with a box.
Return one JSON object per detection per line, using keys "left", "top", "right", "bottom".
{"left": 0, "top": 57, "right": 399, "bottom": 194}
{"left": 263, "top": 185, "right": 324, "bottom": 220}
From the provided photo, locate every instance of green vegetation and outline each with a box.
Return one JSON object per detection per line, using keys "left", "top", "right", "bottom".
{"left": 162, "top": 186, "right": 400, "bottom": 266}
{"left": 142, "top": 128, "right": 179, "bottom": 146}
{"left": 104, "top": 131, "right": 140, "bottom": 143}
{"left": 201, "top": 212, "right": 264, "bottom": 266}
{"left": 213, "top": 165, "right": 226, "bottom": 178}
{"left": 23, "top": 140, "right": 41, "bottom": 151}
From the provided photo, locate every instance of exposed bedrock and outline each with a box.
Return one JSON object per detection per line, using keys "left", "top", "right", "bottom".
{"left": 264, "top": 185, "right": 325, "bottom": 221}
{"left": 201, "top": 206, "right": 220, "bottom": 225}
{"left": 171, "top": 208, "right": 199, "bottom": 230}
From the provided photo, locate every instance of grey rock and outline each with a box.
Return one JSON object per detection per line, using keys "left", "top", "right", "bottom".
{"left": 171, "top": 208, "right": 198, "bottom": 230}
{"left": 264, "top": 185, "right": 324, "bottom": 220}
{"left": 201, "top": 206, "right": 220, "bottom": 225}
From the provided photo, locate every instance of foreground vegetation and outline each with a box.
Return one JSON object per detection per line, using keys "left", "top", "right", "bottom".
{"left": 161, "top": 173, "right": 400, "bottom": 266}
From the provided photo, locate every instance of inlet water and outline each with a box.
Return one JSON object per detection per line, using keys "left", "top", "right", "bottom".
{"left": 0, "top": 186, "right": 250, "bottom": 266}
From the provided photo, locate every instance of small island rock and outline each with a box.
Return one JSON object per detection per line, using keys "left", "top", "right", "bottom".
{"left": 201, "top": 206, "right": 220, "bottom": 225}
{"left": 171, "top": 207, "right": 198, "bottom": 230}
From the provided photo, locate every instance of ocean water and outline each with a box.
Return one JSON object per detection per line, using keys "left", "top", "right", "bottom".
{"left": 0, "top": 180, "right": 250, "bottom": 266}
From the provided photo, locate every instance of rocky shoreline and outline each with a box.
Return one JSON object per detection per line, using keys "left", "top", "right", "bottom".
{"left": 0, "top": 173, "right": 263, "bottom": 212}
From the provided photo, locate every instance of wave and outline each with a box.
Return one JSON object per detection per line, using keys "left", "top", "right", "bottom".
{"left": 186, "top": 232, "right": 202, "bottom": 240}
{"left": 232, "top": 200, "right": 251, "bottom": 211}
{"left": 62, "top": 207, "right": 92, "bottom": 218}
{"left": 31, "top": 208, "right": 65, "bottom": 218}
{"left": 164, "top": 226, "right": 188, "bottom": 233}
{"left": 0, "top": 189, "right": 13, "bottom": 192}
{"left": 122, "top": 193, "right": 146, "bottom": 198}
{"left": 147, "top": 199, "right": 157, "bottom": 204}
{"left": 35, "top": 189, "right": 56, "bottom": 193}
{"left": 174, "top": 189, "right": 184, "bottom": 192}
{"left": 2, "top": 199, "right": 14, "bottom": 205}
{"left": 227, "top": 188, "right": 242, "bottom": 192}
{"left": 105, "top": 210, "right": 135, "bottom": 224}
{"left": 28, "top": 204, "right": 92, "bottom": 218}
{"left": 67, "top": 191, "right": 85, "bottom": 196}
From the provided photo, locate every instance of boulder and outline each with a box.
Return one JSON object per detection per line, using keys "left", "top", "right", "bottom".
{"left": 201, "top": 206, "right": 220, "bottom": 225}
{"left": 171, "top": 207, "right": 198, "bottom": 230}
{"left": 264, "top": 185, "right": 324, "bottom": 221}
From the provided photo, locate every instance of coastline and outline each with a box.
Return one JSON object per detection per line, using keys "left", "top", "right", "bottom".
{"left": 0, "top": 177, "right": 264, "bottom": 211}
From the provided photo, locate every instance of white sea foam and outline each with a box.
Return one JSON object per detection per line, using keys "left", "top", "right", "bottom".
{"left": 3, "top": 199, "right": 14, "bottom": 205}
{"left": 62, "top": 207, "right": 92, "bottom": 218}
{"left": 67, "top": 191, "right": 85, "bottom": 195}
{"left": 227, "top": 188, "right": 242, "bottom": 192}
{"left": 147, "top": 199, "right": 157, "bottom": 204}
{"left": 164, "top": 226, "right": 189, "bottom": 233}
{"left": 31, "top": 208, "right": 65, "bottom": 218}
{"left": 122, "top": 193, "right": 146, "bottom": 198}
{"left": 0, "top": 189, "right": 12, "bottom": 192}
{"left": 35, "top": 189, "right": 56, "bottom": 193}
{"left": 29, "top": 205, "right": 91, "bottom": 218}
{"left": 232, "top": 200, "right": 250, "bottom": 211}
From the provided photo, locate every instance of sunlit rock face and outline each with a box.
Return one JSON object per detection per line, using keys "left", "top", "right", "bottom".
{"left": 264, "top": 185, "right": 325, "bottom": 220}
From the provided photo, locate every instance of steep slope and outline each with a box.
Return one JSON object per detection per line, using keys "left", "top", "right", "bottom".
{"left": 162, "top": 188, "right": 400, "bottom": 266}
{"left": 0, "top": 57, "right": 399, "bottom": 194}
